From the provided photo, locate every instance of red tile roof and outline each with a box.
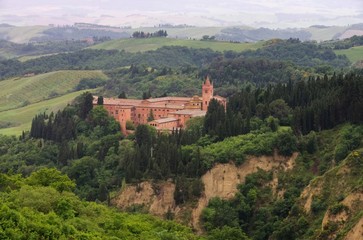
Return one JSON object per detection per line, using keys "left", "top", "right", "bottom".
{"left": 151, "top": 117, "right": 179, "bottom": 124}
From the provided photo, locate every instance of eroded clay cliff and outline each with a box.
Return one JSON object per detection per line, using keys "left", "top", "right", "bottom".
{"left": 112, "top": 152, "right": 298, "bottom": 231}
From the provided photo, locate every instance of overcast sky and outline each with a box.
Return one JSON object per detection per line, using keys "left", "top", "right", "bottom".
{"left": 1, "top": 0, "right": 362, "bottom": 27}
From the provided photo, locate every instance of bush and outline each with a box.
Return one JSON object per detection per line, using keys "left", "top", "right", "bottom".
{"left": 207, "top": 226, "right": 250, "bottom": 240}
{"left": 329, "top": 203, "right": 348, "bottom": 215}
{"left": 126, "top": 120, "right": 135, "bottom": 130}
{"left": 75, "top": 78, "right": 105, "bottom": 90}
{"left": 275, "top": 130, "right": 297, "bottom": 156}
{"left": 311, "top": 196, "right": 327, "bottom": 214}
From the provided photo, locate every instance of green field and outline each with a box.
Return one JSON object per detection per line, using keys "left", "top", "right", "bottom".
{"left": 334, "top": 46, "right": 363, "bottom": 64}
{"left": 0, "top": 90, "right": 95, "bottom": 136}
{"left": 90, "top": 37, "right": 264, "bottom": 53}
{"left": 0, "top": 70, "right": 107, "bottom": 112}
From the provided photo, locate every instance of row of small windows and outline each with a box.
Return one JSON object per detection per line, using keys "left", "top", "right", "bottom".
{"left": 141, "top": 108, "right": 170, "bottom": 112}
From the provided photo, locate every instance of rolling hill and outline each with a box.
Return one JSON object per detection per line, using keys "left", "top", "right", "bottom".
{"left": 90, "top": 37, "right": 264, "bottom": 52}
{"left": 0, "top": 90, "right": 96, "bottom": 136}
{"left": 0, "top": 70, "right": 108, "bottom": 112}
{"left": 306, "top": 25, "right": 349, "bottom": 42}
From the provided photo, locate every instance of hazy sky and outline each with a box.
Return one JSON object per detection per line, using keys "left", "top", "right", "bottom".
{"left": 1, "top": 0, "right": 362, "bottom": 27}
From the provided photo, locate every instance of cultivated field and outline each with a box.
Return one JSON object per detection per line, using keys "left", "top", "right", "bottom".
{"left": 334, "top": 46, "right": 363, "bottom": 64}
{"left": 0, "top": 70, "right": 107, "bottom": 112}
{"left": 0, "top": 90, "right": 95, "bottom": 136}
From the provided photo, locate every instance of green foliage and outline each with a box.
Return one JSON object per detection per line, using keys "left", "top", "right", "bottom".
{"left": 202, "top": 197, "right": 239, "bottom": 231}
{"left": 97, "top": 96, "right": 104, "bottom": 105}
{"left": 26, "top": 168, "right": 75, "bottom": 192}
{"left": 174, "top": 176, "right": 204, "bottom": 204}
{"left": 274, "top": 130, "right": 298, "bottom": 156}
{"left": 334, "top": 125, "right": 363, "bottom": 162}
{"left": 199, "top": 130, "right": 293, "bottom": 167}
{"left": 75, "top": 77, "right": 106, "bottom": 90}
{"left": 126, "top": 120, "right": 135, "bottom": 130}
{"left": 132, "top": 30, "right": 168, "bottom": 38}
{"left": 265, "top": 116, "right": 279, "bottom": 132}
{"left": 207, "top": 226, "right": 250, "bottom": 240}
{"left": 0, "top": 47, "right": 219, "bottom": 80}
{"left": 311, "top": 196, "right": 328, "bottom": 214}
{"left": 241, "top": 38, "right": 350, "bottom": 68}
{"left": 329, "top": 203, "right": 349, "bottom": 215}
{"left": 204, "top": 99, "right": 226, "bottom": 139}
{"left": 268, "top": 99, "right": 291, "bottom": 124}
{"left": 0, "top": 172, "right": 199, "bottom": 239}
{"left": 181, "top": 117, "right": 204, "bottom": 145}
{"left": 75, "top": 92, "right": 94, "bottom": 120}
{"left": 147, "top": 109, "right": 155, "bottom": 122}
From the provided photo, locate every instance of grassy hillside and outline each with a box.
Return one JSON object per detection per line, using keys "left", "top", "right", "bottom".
{"left": 90, "top": 37, "right": 264, "bottom": 52}
{"left": 0, "top": 70, "right": 107, "bottom": 112}
{"left": 334, "top": 46, "right": 363, "bottom": 64}
{"left": 0, "top": 90, "right": 96, "bottom": 136}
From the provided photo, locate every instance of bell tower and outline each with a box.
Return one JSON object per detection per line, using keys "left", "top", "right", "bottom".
{"left": 202, "top": 76, "right": 213, "bottom": 111}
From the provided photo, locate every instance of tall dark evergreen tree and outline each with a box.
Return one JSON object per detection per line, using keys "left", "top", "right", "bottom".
{"left": 97, "top": 96, "right": 104, "bottom": 105}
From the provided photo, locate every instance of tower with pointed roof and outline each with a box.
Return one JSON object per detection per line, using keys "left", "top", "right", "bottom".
{"left": 202, "top": 76, "right": 214, "bottom": 111}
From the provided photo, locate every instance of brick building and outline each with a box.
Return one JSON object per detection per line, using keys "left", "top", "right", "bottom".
{"left": 94, "top": 76, "right": 226, "bottom": 133}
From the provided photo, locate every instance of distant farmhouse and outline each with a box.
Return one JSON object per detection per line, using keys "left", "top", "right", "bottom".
{"left": 94, "top": 76, "right": 226, "bottom": 134}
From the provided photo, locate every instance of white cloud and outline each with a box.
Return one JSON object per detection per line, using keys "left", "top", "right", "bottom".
{"left": 0, "top": 0, "right": 362, "bottom": 27}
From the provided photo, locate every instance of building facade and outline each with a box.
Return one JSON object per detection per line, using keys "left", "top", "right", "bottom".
{"left": 94, "top": 76, "right": 226, "bottom": 133}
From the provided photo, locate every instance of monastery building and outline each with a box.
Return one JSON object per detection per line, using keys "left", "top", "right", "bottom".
{"left": 93, "top": 76, "right": 226, "bottom": 133}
